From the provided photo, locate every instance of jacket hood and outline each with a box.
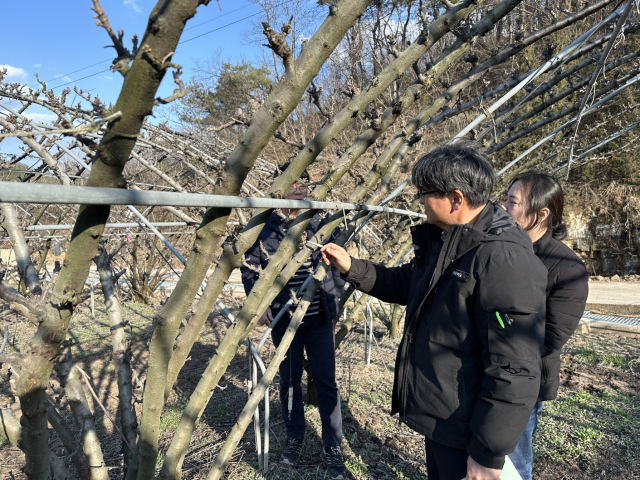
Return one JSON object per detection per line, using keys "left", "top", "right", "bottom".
{"left": 411, "top": 203, "right": 533, "bottom": 254}
{"left": 480, "top": 203, "right": 533, "bottom": 250}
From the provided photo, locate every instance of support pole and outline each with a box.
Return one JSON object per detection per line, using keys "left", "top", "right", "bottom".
{"left": 0, "top": 181, "right": 426, "bottom": 219}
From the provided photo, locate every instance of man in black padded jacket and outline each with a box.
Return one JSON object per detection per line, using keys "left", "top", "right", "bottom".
{"left": 321, "top": 144, "right": 548, "bottom": 480}
{"left": 241, "top": 165, "right": 346, "bottom": 479}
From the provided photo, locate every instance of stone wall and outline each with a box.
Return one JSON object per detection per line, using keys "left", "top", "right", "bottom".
{"left": 565, "top": 212, "right": 640, "bottom": 276}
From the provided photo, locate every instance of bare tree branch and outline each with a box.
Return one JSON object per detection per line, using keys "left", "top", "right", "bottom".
{"left": 308, "top": 81, "right": 331, "bottom": 120}
{"left": 1, "top": 204, "right": 41, "bottom": 295}
{"left": 55, "top": 351, "right": 109, "bottom": 480}
{"left": 262, "top": 19, "right": 294, "bottom": 73}
{"left": 274, "top": 131, "right": 304, "bottom": 150}
{"left": 94, "top": 246, "right": 137, "bottom": 467}
{"left": 155, "top": 68, "right": 190, "bottom": 105}
{"left": 92, "top": 0, "right": 136, "bottom": 76}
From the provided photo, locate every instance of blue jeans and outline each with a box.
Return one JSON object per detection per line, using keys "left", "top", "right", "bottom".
{"left": 271, "top": 313, "right": 343, "bottom": 447}
{"left": 509, "top": 401, "right": 543, "bottom": 480}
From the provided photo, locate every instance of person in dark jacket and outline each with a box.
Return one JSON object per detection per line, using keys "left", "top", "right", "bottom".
{"left": 321, "top": 143, "right": 548, "bottom": 480}
{"left": 240, "top": 165, "right": 347, "bottom": 479}
{"left": 503, "top": 172, "right": 589, "bottom": 480}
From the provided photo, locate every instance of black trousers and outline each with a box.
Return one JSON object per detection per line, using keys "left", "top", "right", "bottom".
{"left": 271, "top": 313, "right": 343, "bottom": 447}
{"left": 425, "top": 437, "right": 468, "bottom": 480}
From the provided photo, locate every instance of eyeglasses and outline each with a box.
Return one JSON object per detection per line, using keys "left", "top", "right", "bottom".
{"left": 417, "top": 189, "right": 439, "bottom": 198}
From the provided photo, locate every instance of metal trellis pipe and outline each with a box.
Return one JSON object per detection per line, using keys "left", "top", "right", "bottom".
{"left": 0, "top": 182, "right": 427, "bottom": 219}
{"left": 23, "top": 222, "right": 199, "bottom": 231}
{"left": 452, "top": 3, "right": 632, "bottom": 142}
{"left": 495, "top": 72, "right": 640, "bottom": 177}
{"left": 552, "top": 123, "right": 640, "bottom": 174}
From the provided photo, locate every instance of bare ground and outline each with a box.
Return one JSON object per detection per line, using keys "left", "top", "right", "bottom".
{"left": 1, "top": 294, "right": 639, "bottom": 479}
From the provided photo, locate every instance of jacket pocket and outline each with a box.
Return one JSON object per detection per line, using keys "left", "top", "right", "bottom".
{"left": 454, "top": 369, "right": 470, "bottom": 422}
{"left": 541, "top": 355, "right": 560, "bottom": 384}
{"left": 485, "top": 307, "right": 539, "bottom": 365}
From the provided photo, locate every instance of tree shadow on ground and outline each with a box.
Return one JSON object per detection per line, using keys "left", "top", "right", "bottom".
{"left": 169, "top": 314, "right": 428, "bottom": 479}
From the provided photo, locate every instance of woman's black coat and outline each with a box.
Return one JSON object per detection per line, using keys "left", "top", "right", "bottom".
{"left": 533, "top": 230, "right": 589, "bottom": 401}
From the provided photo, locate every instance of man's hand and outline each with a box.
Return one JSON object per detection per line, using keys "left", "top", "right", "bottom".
{"left": 466, "top": 456, "right": 500, "bottom": 480}
{"left": 257, "top": 307, "right": 274, "bottom": 327}
{"left": 320, "top": 243, "right": 352, "bottom": 274}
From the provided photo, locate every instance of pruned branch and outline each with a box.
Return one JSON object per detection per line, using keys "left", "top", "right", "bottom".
{"left": 262, "top": 19, "right": 294, "bottom": 73}
{"left": 308, "top": 81, "right": 331, "bottom": 120}
{"left": 92, "top": 0, "right": 136, "bottom": 76}
{"left": 155, "top": 68, "right": 190, "bottom": 105}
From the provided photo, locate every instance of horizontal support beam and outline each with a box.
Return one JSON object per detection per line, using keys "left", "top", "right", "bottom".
{"left": 0, "top": 232, "right": 193, "bottom": 241}
{"left": 0, "top": 182, "right": 426, "bottom": 219}
{"left": 24, "top": 222, "right": 200, "bottom": 231}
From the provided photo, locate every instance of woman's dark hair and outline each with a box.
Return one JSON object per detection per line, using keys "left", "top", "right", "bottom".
{"left": 411, "top": 142, "right": 494, "bottom": 208}
{"left": 509, "top": 171, "right": 568, "bottom": 240}
{"left": 276, "top": 162, "right": 310, "bottom": 182}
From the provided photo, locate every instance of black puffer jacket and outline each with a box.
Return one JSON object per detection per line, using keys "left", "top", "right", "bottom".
{"left": 241, "top": 212, "right": 345, "bottom": 323}
{"left": 345, "top": 203, "right": 548, "bottom": 469}
{"left": 534, "top": 230, "right": 589, "bottom": 401}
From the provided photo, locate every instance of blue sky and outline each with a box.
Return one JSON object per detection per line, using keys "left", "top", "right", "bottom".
{"left": 1, "top": 0, "right": 270, "bottom": 103}
{"left": 1, "top": 0, "right": 326, "bottom": 158}
{"left": 1, "top": 0, "right": 309, "bottom": 157}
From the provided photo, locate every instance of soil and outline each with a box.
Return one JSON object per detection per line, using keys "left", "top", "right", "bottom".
{"left": 1, "top": 298, "right": 639, "bottom": 480}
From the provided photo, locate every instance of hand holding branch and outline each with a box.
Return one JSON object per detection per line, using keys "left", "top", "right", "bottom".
{"left": 320, "top": 243, "right": 351, "bottom": 274}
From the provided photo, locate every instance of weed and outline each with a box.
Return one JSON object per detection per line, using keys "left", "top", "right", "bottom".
{"left": 575, "top": 345, "right": 630, "bottom": 368}
{"left": 345, "top": 454, "right": 368, "bottom": 476}
{"left": 161, "top": 400, "right": 186, "bottom": 432}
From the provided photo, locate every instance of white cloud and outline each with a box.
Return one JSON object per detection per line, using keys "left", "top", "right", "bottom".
{"left": 123, "top": 0, "right": 142, "bottom": 13}
{"left": 102, "top": 75, "right": 113, "bottom": 81}
{"left": 33, "top": 63, "right": 42, "bottom": 68}
{"left": 62, "top": 76, "right": 72, "bottom": 82}
{"left": 0, "top": 64, "right": 28, "bottom": 82}
{"left": 24, "top": 112, "right": 58, "bottom": 124}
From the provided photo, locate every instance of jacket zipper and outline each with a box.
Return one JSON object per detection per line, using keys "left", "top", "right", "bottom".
{"left": 399, "top": 265, "right": 444, "bottom": 421}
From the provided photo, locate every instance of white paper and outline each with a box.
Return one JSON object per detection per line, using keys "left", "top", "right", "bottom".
{"left": 462, "top": 455, "right": 523, "bottom": 480}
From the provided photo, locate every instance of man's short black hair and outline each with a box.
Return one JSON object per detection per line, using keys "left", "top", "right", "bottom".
{"left": 277, "top": 162, "right": 310, "bottom": 182}
{"left": 411, "top": 142, "right": 494, "bottom": 208}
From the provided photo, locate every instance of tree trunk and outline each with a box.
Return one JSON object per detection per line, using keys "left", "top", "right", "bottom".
{"left": 12, "top": 1, "right": 206, "bottom": 476}
{"left": 161, "top": 0, "right": 483, "bottom": 407}
{"left": 95, "top": 246, "right": 138, "bottom": 471}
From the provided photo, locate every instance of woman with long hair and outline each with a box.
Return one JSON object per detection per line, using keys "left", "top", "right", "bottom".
{"left": 503, "top": 172, "right": 589, "bottom": 480}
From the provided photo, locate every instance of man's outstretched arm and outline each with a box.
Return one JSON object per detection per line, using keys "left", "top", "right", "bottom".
{"left": 321, "top": 243, "right": 413, "bottom": 305}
